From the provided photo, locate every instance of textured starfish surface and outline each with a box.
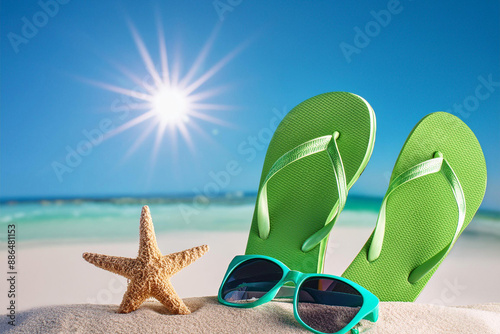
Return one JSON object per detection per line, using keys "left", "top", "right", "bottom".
{"left": 83, "top": 205, "right": 208, "bottom": 314}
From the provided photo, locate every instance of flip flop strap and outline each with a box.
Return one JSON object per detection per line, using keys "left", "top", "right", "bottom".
{"left": 367, "top": 152, "right": 466, "bottom": 284}
{"left": 256, "top": 132, "right": 348, "bottom": 254}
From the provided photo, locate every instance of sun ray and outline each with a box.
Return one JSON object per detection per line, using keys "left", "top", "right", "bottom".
{"left": 177, "top": 121, "right": 196, "bottom": 154}
{"left": 190, "top": 103, "right": 237, "bottom": 111}
{"left": 179, "top": 23, "right": 221, "bottom": 89}
{"left": 84, "top": 78, "right": 153, "bottom": 102}
{"left": 121, "top": 121, "right": 158, "bottom": 162}
{"left": 188, "top": 109, "right": 234, "bottom": 127}
{"left": 170, "top": 53, "right": 181, "bottom": 87}
{"left": 126, "top": 102, "right": 155, "bottom": 110}
{"left": 92, "top": 52, "right": 158, "bottom": 95}
{"left": 127, "top": 20, "right": 163, "bottom": 87}
{"left": 183, "top": 41, "right": 247, "bottom": 95}
{"left": 187, "top": 85, "right": 230, "bottom": 103}
{"left": 109, "top": 62, "right": 157, "bottom": 94}
{"left": 156, "top": 13, "right": 171, "bottom": 87}
{"left": 151, "top": 120, "right": 169, "bottom": 166}
{"left": 166, "top": 122, "right": 179, "bottom": 160}
{"left": 186, "top": 120, "right": 219, "bottom": 147}
{"left": 104, "top": 110, "right": 157, "bottom": 140}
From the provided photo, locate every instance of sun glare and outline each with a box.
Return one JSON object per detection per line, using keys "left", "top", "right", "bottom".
{"left": 152, "top": 86, "right": 190, "bottom": 125}
{"left": 86, "top": 19, "right": 247, "bottom": 160}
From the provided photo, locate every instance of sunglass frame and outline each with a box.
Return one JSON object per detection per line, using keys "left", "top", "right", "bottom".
{"left": 218, "top": 254, "right": 379, "bottom": 334}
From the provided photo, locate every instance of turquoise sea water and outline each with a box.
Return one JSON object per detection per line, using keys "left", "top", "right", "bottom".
{"left": 1, "top": 196, "right": 499, "bottom": 243}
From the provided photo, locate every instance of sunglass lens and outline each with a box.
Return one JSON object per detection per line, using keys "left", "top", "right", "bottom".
{"left": 221, "top": 258, "right": 283, "bottom": 304}
{"left": 297, "top": 278, "right": 363, "bottom": 333}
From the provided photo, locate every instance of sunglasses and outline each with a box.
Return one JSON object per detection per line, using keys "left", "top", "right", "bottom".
{"left": 218, "top": 255, "right": 379, "bottom": 334}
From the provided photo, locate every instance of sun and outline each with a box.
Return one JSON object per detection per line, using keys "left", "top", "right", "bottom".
{"left": 85, "top": 19, "right": 247, "bottom": 160}
{"left": 152, "top": 86, "right": 190, "bottom": 125}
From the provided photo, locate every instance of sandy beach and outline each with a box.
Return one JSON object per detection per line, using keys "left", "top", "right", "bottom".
{"left": 2, "top": 227, "right": 499, "bottom": 313}
{"left": 3, "top": 297, "right": 500, "bottom": 333}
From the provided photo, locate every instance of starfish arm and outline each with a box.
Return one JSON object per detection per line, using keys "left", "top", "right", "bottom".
{"left": 83, "top": 253, "right": 136, "bottom": 279}
{"left": 151, "top": 279, "right": 190, "bottom": 315}
{"left": 118, "top": 279, "right": 150, "bottom": 313}
{"left": 162, "top": 244, "right": 209, "bottom": 276}
{"left": 138, "top": 206, "right": 162, "bottom": 261}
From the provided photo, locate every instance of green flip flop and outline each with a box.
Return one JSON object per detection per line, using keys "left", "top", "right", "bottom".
{"left": 245, "top": 92, "right": 376, "bottom": 273}
{"left": 342, "top": 112, "right": 487, "bottom": 301}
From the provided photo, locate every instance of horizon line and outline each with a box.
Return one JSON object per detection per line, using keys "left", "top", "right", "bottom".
{"left": 1, "top": 192, "right": 499, "bottom": 216}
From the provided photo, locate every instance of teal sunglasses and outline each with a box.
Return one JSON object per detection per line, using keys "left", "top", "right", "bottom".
{"left": 218, "top": 255, "right": 379, "bottom": 334}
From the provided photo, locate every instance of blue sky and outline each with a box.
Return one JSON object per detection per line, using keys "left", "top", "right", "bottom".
{"left": 1, "top": 0, "right": 499, "bottom": 209}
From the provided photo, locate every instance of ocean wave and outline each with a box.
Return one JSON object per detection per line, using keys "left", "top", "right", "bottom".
{"left": 0, "top": 198, "right": 498, "bottom": 242}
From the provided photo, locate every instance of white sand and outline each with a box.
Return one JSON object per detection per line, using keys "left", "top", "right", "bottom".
{"left": 2, "top": 298, "right": 500, "bottom": 333}
{"left": 1, "top": 228, "right": 500, "bottom": 312}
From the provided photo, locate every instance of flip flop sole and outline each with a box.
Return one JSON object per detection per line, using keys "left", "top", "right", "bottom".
{"left": 342, "top": 112, "right": 487, "bottom": 301}
{"left": 245, "top": 92, "right": 376, "bottom": 273}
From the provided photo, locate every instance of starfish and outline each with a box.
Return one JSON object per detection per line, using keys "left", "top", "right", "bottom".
{"left": 83, "top": 205, "right": 208, "bottom": 314}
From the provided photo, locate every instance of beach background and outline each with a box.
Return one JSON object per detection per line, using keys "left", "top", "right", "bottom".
{"left": 1, "top": 196, "right": 500, "bottom": 311}
{"left": 1, "top": 0, "right": 499, "bottom": 318}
